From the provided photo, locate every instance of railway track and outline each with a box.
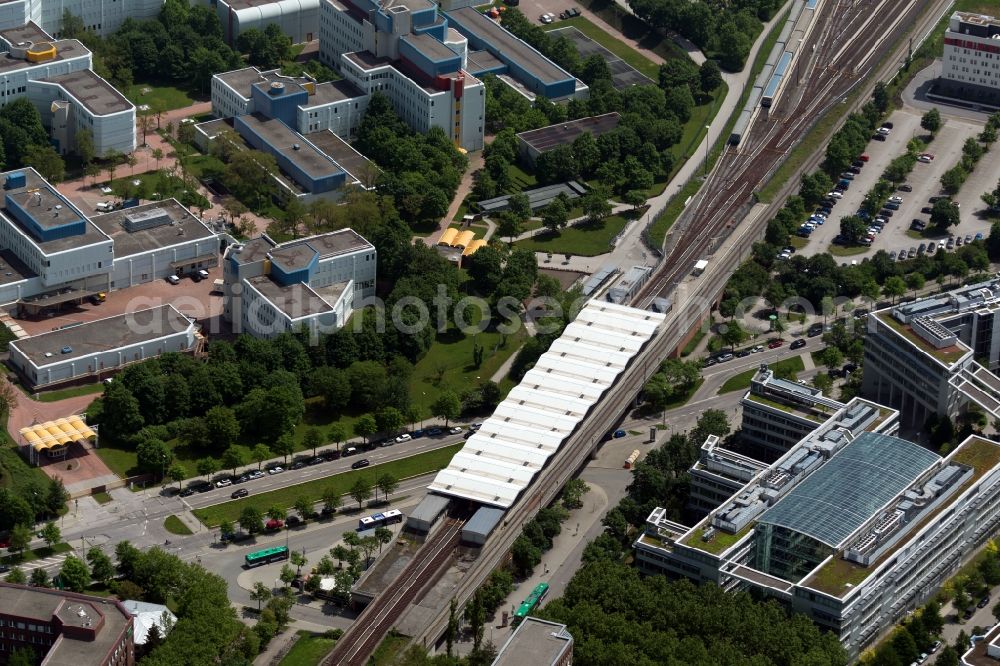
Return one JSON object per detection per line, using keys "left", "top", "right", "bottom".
{"left": 321, "top": 516, "right": 465, "bottom": 666}
{"left": 635, "top": 0, "right": 926, "bottom": 309}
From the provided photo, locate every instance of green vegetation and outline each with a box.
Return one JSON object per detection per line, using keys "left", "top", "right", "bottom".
{"left": 164, "top": 515, "right": 193, "bottom": 536}
{"left": 278, "top": 631, "right": 338, "bottom": 666}
{"left": 125, "top": 83, "right": 197, "bottom": 112}
{"left": 370, "top": 632, "right": 411, "bottom": 666}
{"left": 193, "top": 444, "right": 462, "bottom": 526}
{"left": 828, "top": 244, "right": 870, "bottom": 257}
{"left": 680, "top": 328, "right": 707, "bottom": 356}
{"left": 882, "top": 315, "right": 968, "bottom": 365}
{"left": 686, "top": 523, "right": 752, "bottom": 555}
{"left": 34, "top": 383, "right": 105, "bottom": 403}
{"left": 0, "top": 325, "right": 16, "bottom": 353}
{"left": 544, "top": 16, "right": 659, "bottom": 80}
{"left": 92, "top": 491, "right": 112, "bottom": 505}
{"left": 515, "top": 215, "right": 627, "bottom": 256}
{"left": 718, "top": 356, "right": 805, "bottom": 394}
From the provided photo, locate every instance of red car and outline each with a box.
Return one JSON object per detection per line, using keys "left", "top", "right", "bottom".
{"left": 265, "top": 519, "right": 284, "bottom": 530}
{"left": 768, "top": 339, "right": 784, "bottom": 349}
{"left": 859, "top": 154, "right": 869, "bottom": 162}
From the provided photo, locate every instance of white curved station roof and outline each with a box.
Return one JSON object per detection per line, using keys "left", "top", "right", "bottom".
{"left": 429, "top": 300, "right": 665, "bottom": 507}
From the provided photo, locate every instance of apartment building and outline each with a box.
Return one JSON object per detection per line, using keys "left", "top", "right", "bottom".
{"left": 635, "top": 398, "right": 1000, "bottom": 659}
{"left": 222, "top": 229, "right": 376, "bottom": 338}
{"left": 861, "top": 277, "right": 1000, "bottom": 427}
{"left": 0, "top": 0, "right": 160, "bottom": 37}
{"left": 0, "top": 23, "right": 135, "bottom": 156}
{"left": 940, "top": 11, "right": 1000, "bottom": 106}
{"left": 0, "top": 582, "right": 134, "bottom": 665}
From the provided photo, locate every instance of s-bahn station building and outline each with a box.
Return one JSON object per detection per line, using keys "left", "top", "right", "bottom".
{"left": 939, "top": 11, "right": 1000, "bottom": 108}
{"left": 635, "top": 397, "right": 1000, "bottom": 659}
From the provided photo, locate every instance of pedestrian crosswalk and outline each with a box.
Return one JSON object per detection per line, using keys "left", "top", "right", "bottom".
{"left": 17, "top": 553, "right": 70, "bottom": 573}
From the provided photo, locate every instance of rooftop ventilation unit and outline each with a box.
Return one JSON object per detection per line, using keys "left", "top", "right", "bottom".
{"left": 122, "top": 208, "right": 171, "bottom": 232}
{"left": 269, "top": 81, "right": 285, "bottom": 95}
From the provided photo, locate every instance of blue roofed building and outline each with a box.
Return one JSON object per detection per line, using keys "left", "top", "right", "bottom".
{"left": 222, "top": 228, "right": 376, "bottom": 338}
{"left": 634, "top": 395, "right": 1000, "bottom": 659}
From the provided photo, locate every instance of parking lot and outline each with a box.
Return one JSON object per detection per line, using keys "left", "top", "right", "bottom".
{"left": 547, "top": 26, "right": 653, "bottom": 88}
{"left": 14, "top": 266, "right": 224, "bottom": 337}
{"left": 798, "top": 107, "right": 990, "bottom": 262}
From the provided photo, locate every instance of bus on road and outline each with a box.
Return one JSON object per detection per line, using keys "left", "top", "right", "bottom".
{"left": 244, "top": 545, "right": 289, "bottom": 568}
{"left": 512, "top": 582, "right": 549, "bottom": 626}
{"left": 358, "top": 509, "right": 403, "bottom": 531}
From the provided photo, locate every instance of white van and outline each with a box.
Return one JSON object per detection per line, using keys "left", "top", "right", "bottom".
{"left": 166, "top": 275, "right": 180, "bottom": 285}
{"left": 197, "top": 269, "right": 210, "bottom": 279}
{"left": 95, "top": 202, "right": 112, "bottom": 212}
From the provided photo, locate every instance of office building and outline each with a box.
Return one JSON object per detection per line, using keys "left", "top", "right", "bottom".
{"left": 0, "top": 23, "right": 135, "bottom": 156}
{"left": 0, "top": 168, "right": 219, "bottom": 310}
{"left": 516, "top": 113, "right": 620, "bottom": 166}
{"left": 8, "top": 304, "right": 200, "bottom": 389}
{"left": 0, "top": 0, "right": 160, "bottom": 38}
{"left": 222, "top": 229, "right": 376, "bottom": 338}
{"left": 963, "top": 622, "right": 1000, "bottom": 664}
{"left": 940, "top": 11, "right": 1000, "bottom": 106}
{"left": 742, "top": 365, "right": 847, "bottom": 459}
{"left": 119, "top": 601, "right": 175, "bottom": 647}
{"left": 635, "top": 397, "right": 1000, "bottom": 659}
{"left": 862, "top": 277, "right": 1000, "bottom": 427}
{"left": 688, "top": 434, "right": 768, "bottom": 515}
{"left": 0, "top": 582, "right": 134, "bottom": 665}
{"left": 491, "top": 617, "right": 573, "bottom": 666}
{"left": 318, "top": 0, "right": 487, "bottom": 151}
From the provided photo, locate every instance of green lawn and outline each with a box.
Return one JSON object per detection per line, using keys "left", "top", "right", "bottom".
{"left": 192, "top": 443, "right": 463, "bottom": 527}
{"left": 717, "top": 356, "right": 805, "bottom": 394}
{"left": 0, "top": 438, "right": 56, "bottom": 499}
{"left": 125, "top": 83, "right": 199, "bottom": 112}
{"left": 92, "top": 491, "right": 113, "bottom": 505}
{"left": 34, "top": 383, "right": 104, "bottom": 403}
{"left": 828, "top": 244, "right": 869, "bottom": 257}
{"left": 680, "top": 328, "right": 707, "bottom": 357}
{"left": 515, "top": 215, "right": 627, "bottom": 256}
{"left": 788, "top": 236, "right": 809, "bottom": 249}
{"left": 1, "top": 542, "right": 72, "bottom": 566}
{"left": 279, "top": 631, "right": 338, "bottom": 666}
{"left": 94, "top": 446, "right": 141, "bottom": 479}
{"left": 164, "top": 515, "right": 193, "bottom": 536}
{"left": 507, "top": 163, "right": 537, "bottom": 193}
{"left": 370, "top": 632, "right": 411, "bottom": 666}
{"left": 545, "top": 16, "right": 659, "bottom": 80}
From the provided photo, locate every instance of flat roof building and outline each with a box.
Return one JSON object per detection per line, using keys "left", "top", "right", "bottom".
{"left": 939, "top": 11, "right": 1000, "bottom": 107}
{"left": 8, "top": 304, "right": 200, "bottom": 389}
{"left": 214, "top": 0, "right": 321, "bottom": 46}
{"left": 635, "top": 395, "right": 1000, "bottom": 659}
{"left": 222, "top": 229, "right": 376, "bottom": 339}
{"left": 0, "top": 582, "right": 134, "bottom": 666}
{"left": 516, "top": 113, "right": 621, "bottom": 165}
{"left": 492, "top": 617, "right": 573, "bottom": 666}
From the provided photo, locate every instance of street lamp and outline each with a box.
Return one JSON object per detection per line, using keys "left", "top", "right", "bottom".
{"left": 703, "top": 125, "right": 711, "bottom": 177}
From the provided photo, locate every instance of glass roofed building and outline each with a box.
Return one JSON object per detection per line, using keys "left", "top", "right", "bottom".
{"left": 635, "top": 396, "right": 1000, "bottom": 659}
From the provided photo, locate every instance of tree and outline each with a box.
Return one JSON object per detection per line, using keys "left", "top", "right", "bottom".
{"left": 40, "top": 521, "right": 60, "bottom": 549}
{"left": 101, "top": 382, "right": 143, "bottom": 442}
{"left": 561, "top": 479, "right": 589, "bottom": 510}
{"left": 59, "top": 556, "right": 91, "bottom": 593}
{"left": 7, "top": 648, "right": 35, "bottom": 666}
{"left": 358, "top": 535, "right": 379, "bottom": 567}
{"left": 582, "top": 187, "right": 612, "bottom": 224}
{"left": 931, "top": 199, "right": 961, "bottom": 229}
{"left": 328, "top": 424, "right": 346, "bottom": 452}
{"left": 431, "top": 391, "right": 461, "bottom": 427}
{"left": 720, "top": 319, "right": 747, "bottom": 351}
{"left": 219, "top": 520, "right": 235, "bottom": 542}
{"left": 883, "top": 275, "right": 906, "bottom": 304}
{"left": 374, "top": 526, "right": 393, "bottom": 553}
{"left": 935, "top": 646, "right": 959, "bottom": 666}
{"left": 496, "top": 211, "right": 523, "bottom": 243}
{"left": 330, "top": 544, "right": 349, "bottom": 568}
{"left": 24, "top": 145, "right": 65, "bottom": 183}
{"left": 87, "top": 547, "right": 115, "bottom": 586}
{"left": 279, "top": 564, "right": 296, "bottom": 587}
{"left": 508, "top": 193, "right": 531, "bottom": 223}
{"left": 45, "top": 477, "right": 68, "bottom": 517}
{"left": 906, "top": 271, "right": 925, "bottom": 297}
{"left": 5, "top": 566, "right": 26, "bottom": 584}
{"left": 353, "top": 414, "right": 377, "bottom": 444}
{"left": 204, "top": 406, "right": 240, "bottom": 450}
{"left": 293, "top": 496, "right": 313, "bottom": 522}
{"left": 0, "top": 379, "right": 19, "bottom": 423}
{"left": 197, "top": 457, "right": 219, "bottom": 482}
{"left": 251, "top": 444, "right": 271, "bottom": 471}
{"left": 350, "top": 477, "right": 373, "bottom": 510}
{"left": 272, "top": 433, "right": 295, "bottom": 464}
{"left": 239, "top": 506, "right": 264, "bottom": 534}
{"left": 921, "top": 107, "right": 943, "bottom": 134}
{"left": 152, "top": 147, "right": 163, "bottom": 171}
{"left": 290, "top": 550, "right": 308, "bottom": 576}
{"left": 375, "top": 407, "right": 404, "bottom": 437}
{"left": 266, "top": 505, "right": 287, "bottom": 522}
{"left": 222, "top": 445, "right": 250, "bottom": 477}
{"left": 376, "top": 472, "right": 399, "bottom": 503}
{"left": 303, "top": 427, "right": 324, "bottom": 457}
{"left": 840, "top": 215, "right": 869, "bottom": 245}
{"left": 167, "top": 463, "right": 187, "bottom": 491}
{"left": 540, "top": 198, "right": 569, "bottom": 233}
{"left": 137, "top": 438, "right": 172, "bottom": 478}
{"left": 30, "top": 567, "right": 50, "bottom": 588}
{"left": 699, "top": 60, "right": 723, "bottom": 93}
{"left": 812, "top": 372, "right": 833, "bottom": 394}
{"left": 322, "top": 487, "right": 341, "bottom": 514}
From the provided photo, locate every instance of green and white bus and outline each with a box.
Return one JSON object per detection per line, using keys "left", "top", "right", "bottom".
{"left": 244, "top": 545, "right": 289, "bottom": 568}
{"left": 512, "top": 582, "right": 549, "bottom": 626}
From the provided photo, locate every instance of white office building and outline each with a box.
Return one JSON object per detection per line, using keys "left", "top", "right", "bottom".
{"left": 222, "top": 229, "right": 376, "bottom": 338}
{"left": 0, "top": 23, "right": 135, "bottom": 155}
{"left": 0, "top": 0, "right": 161, "bottom": 39}
{"left": 0, "top": 168, "right": 218, "bottom": 311}
{"left": 635, "top": 398, "right": 1000, "bottom": 660}
{"left": 9, "top": 304, "right": 199, "bottom": 388}
{"left": 940, "top": 11, "right": 1000, "bottom": 106}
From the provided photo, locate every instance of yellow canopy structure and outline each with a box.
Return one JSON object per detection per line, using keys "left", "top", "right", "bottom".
{"left": 462, "top": 239, "right": 488, "bottom": 256}
{"left": 438, "top": 228, "right": 459, "bottom": 246}
{"left": 20, "top": 416, "right": 95, "bottom": 453}
{"left": 452, "top": 230, "right": 475, "bottom": 249}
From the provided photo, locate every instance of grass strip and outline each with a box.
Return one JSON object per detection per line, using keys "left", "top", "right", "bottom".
{"left": 718, "top": 356, "right": 805, "bottom": 394}
{"left": 192, "top": 444, "right": 463, "bottom": 527}
{"left": 164, "top": 515, "right": 193, "bottom": 536}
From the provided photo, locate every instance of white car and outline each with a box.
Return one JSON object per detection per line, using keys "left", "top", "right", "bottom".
{"left": 215, "top": 478, "right": 232, "bottom": 488}
{"left": 888, "top": 196, "right": 903, "bottom": 203}
{"left": 877, "top": 127, "right": 891, "bottom": 135}
{"left": 539, "top": 12, "right": 554, "bottom": 23}
{"left": 827, "top": 191, "right": 843, "bottom": 199}
{"left": 449, "top": 426, "right": 463, "bottom": 434}
{"left": 247, "top": 470, "right": 265, "bottom": 480}
{"left": 100, "top": 186, "right": 113, "bottom": 195}
{"left": 751, "top": 345, "right": 764, "bottom": 353}
{"left": 917, "top": 154, "right": 933, "bottom": 163}
{"left": 395, "top": 433, "right": 412, "bottom": 443}
{"left": 267, "top": 466, "right": 284, "bottom": 475}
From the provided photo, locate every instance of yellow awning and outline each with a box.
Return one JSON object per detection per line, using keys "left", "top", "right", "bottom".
{"left": 462, "top": 239, "right": 487, "bottom": 256}
{"left": 453, "top": 230, "right": 475, "bottom": 248}
{"left": 438, "top": 228, "right": 458, "bottom": 246}
{"left": 22, "top": 415, "right": 96, "bottom": 452}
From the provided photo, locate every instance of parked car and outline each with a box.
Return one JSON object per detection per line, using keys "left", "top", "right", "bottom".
{"left": 859, "top": 154, "right": 870, "bottom": 162}
{"left": 704, "top": 357, "right": 717, "bottom": 367}
{"left": 180, "top": 487, "right": 196, "bottom": 497}
{"left": 215, "top": 478, "right": 232, "bottom": 488}
{"left": 539, "top": 12, "right": 554, "bottom": 23}
{"left": 231, "top": 488, "right": 248, "bottom": 499}
{"left": 166, "top": 274, "right": 180, "bottom": 285}
{"left": 395, "top": 433, "right": 412, "bottom": 443}
{"left": 768, "top": 339, "right": 784, "bottom": 349}
{"left": 426, "top": 427, "right": 443, "bottom": 436}
{"left": 827, "top": 191, "right": 844, "bottom": 199}
{"left": 898, "top": 183, "right": 913, "bottom": 192}
{"left": 888, "top": 195, "right": 903, "bottom": 204}
{"left": 736, "top": 349, "right": 751, "bottom": 358}
{"left": 567, "top": 6, "right": 580, "bottom": 16}
{"left": 351, "top": 459, "right": 371, "bottom": 469}
{"left": 266, "top": 518, "right": 284, "bottom": 530}
{"left": 613, "top": 429, "right": 627, "bottom": 438}
{"left": 308, "top": 457, "right": 324, "bottom": 466}
{"left": 877, "top": 126, "right": 891, "bottom": 135}
{"left": 807, "top": 323, "right": 824, "bottom": 337}
{"left": 248, "top": 470, "right": 265, "bottom": 479}
{"left": 449, "top": 426, "right": 463, "bottom": 434}
{"left": 286, "top": 515, "right": 302, "bottom": 527}
{"left": 873, "top": 133, "right": 887, "bottom": 141}
{"left": 751, "top": 345, "right": 764, "bottom": 353}
{"left": 268, "top": 466, "right": 284, "bottom": 475}
{"left": 716, "top": 353, "right": 734, "bottom": 362}
{"left": 790, "top": 339, "right": 807, "bottom": 350}
{"left": 978, "top": 595, "right": 991, "bottom": 609}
